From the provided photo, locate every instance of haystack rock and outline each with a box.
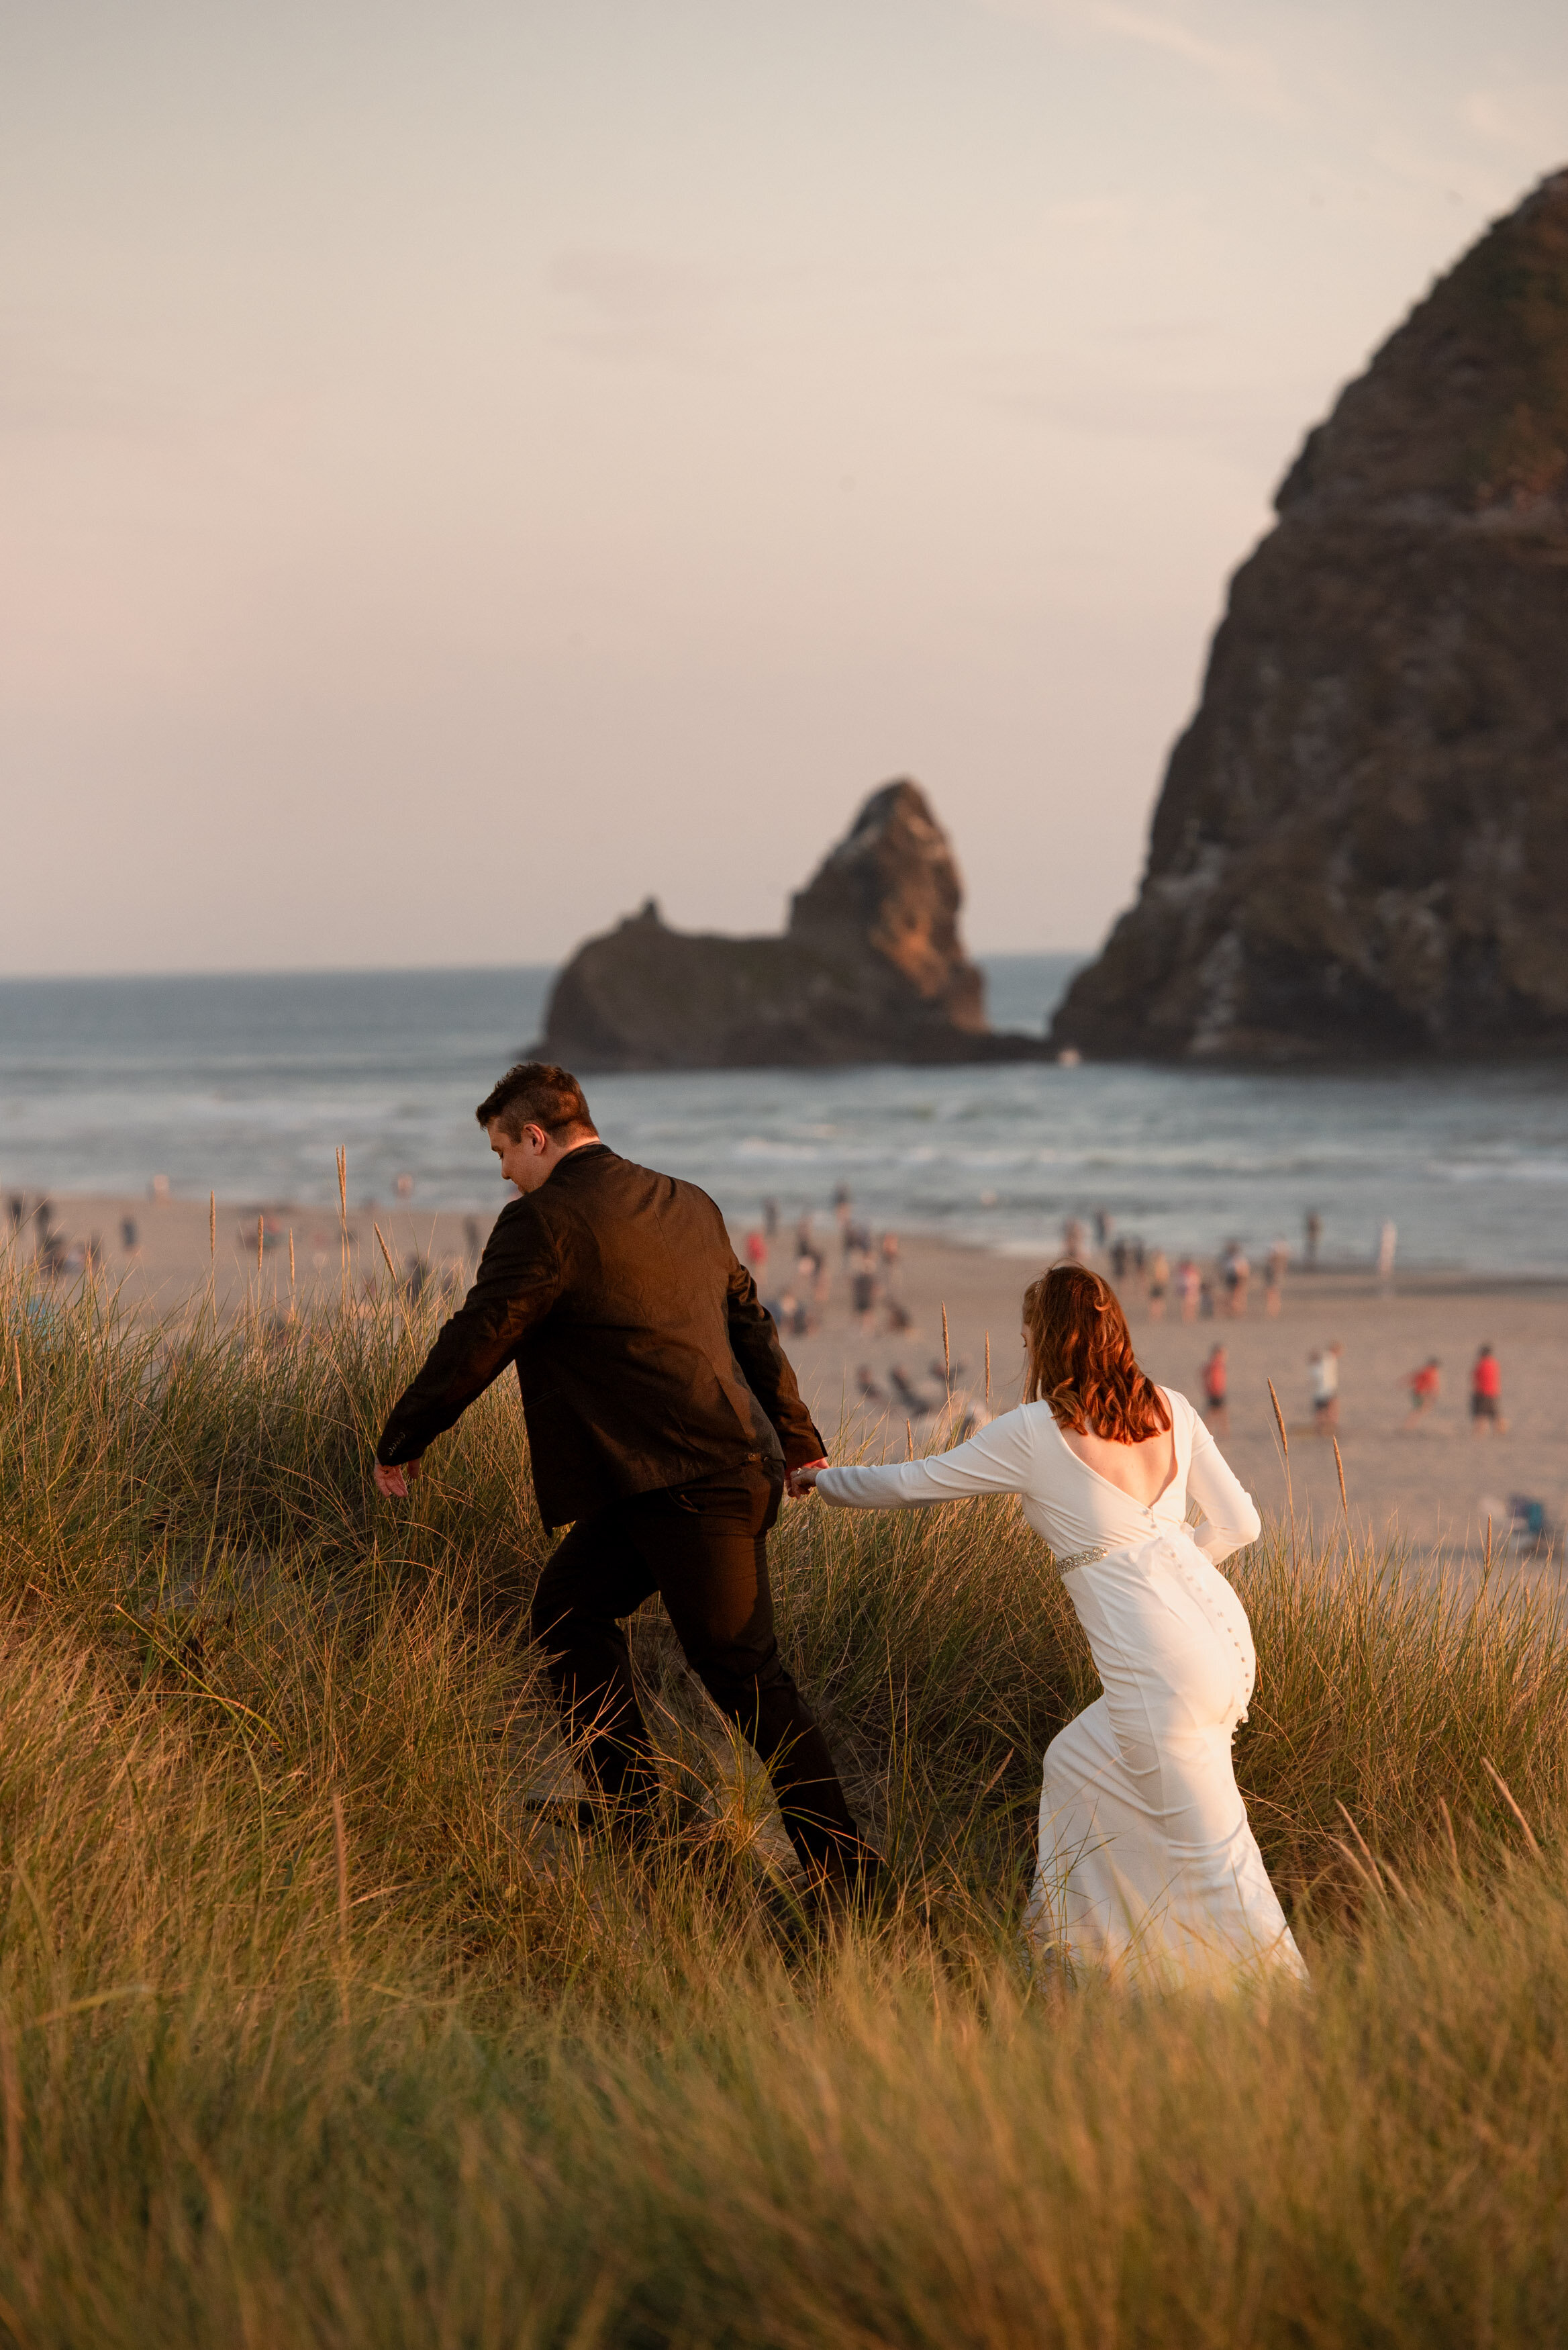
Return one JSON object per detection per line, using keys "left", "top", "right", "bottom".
{"left": 1052, "top": 167, "right": 1568, "bottom": 1064}
{"left": 541, "top": 780, "right": 1046, "bottom": 1068}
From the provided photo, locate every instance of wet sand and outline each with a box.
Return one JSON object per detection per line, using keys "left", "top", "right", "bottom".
{"left": 9, "top": 1190, "right": 1565, "bottom": 1570}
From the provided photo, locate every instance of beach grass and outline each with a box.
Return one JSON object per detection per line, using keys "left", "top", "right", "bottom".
{"left": 3, "top": 1258, "right": 1567, "bottom": 2346}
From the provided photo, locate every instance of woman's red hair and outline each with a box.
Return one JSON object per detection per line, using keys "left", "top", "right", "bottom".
{"left": 1022, "top": 1262, "right": 1170, "bottom": 1442}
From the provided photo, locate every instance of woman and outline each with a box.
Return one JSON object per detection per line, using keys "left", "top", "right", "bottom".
{"left": 799, "top": 1264, "right": 1306, "bottom": 1991}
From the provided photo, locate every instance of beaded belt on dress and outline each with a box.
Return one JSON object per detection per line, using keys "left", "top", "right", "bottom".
{"left": 1054, "top": 1545, "right": 1110, "bottom": 1575}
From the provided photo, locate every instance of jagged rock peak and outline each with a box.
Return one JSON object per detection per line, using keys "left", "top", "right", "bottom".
{"left": 789, "top": 780, "right": 984, "bottom": 1027}
{"left": 1275, "top": 165, "right": 1568, "bottom": 528}
{"left": 1050, "top": 168, "right": 1568, "bottom": 1066}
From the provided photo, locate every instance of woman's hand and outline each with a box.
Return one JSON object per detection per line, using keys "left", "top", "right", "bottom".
{"left": 786, "top": 1458, "right": 827, "bottom": 1498}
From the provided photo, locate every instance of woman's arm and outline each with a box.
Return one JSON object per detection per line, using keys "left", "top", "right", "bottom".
{"left": 1185, "top": 1404, "right": 1263, "bottom": 1564}
{"left": 814, "top": 1408, "right": 1037, "bottom": 1511}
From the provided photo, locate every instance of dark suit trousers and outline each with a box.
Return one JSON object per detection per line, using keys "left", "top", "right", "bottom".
{"left": 530, "top": 1460, "right": 861, "bottom": 1871}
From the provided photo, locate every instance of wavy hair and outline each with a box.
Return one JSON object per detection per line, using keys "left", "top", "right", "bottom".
{"left": 1022, "top": 1262, "right": 1171, "bottom": 1443}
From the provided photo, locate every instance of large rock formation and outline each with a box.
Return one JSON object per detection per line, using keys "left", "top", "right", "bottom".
{"left": 1052, "top": 167, "right": 1568, "bottom": 1063}
{"left": 542, "top": 780, "right": 1042, "bottom": 1068}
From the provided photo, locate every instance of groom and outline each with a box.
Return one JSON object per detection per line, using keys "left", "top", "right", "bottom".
{"left": 374, "top": 1061, "right": 872, "bottom": 1885}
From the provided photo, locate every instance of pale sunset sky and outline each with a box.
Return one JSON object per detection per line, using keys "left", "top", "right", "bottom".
{"left": 4, "top": 1, "right": 1567, "bottom": 972}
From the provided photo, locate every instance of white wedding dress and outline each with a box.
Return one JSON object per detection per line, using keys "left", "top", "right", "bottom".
{"left": 817, "top": 1390, "right": 1307, "bottom": 1991}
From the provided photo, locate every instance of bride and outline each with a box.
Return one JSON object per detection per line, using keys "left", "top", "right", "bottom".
{"left": 797, "top": 1262, "right": 1306, "bottom": 1990}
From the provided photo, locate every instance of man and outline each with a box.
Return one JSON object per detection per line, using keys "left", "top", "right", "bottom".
{"left": 374, "top": 1061, "right": 871, "bottom": 1888}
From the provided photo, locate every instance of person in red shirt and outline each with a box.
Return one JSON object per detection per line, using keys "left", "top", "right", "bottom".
{"left": 1403, "top": 1357, "right": 1440, "bottom": 1428}
{"left": 1471, "top": 1344, "right": 1506, "bottom": 1435}
{"left": 1199, "top": 1342, "right": 1228, "bottom": 1432}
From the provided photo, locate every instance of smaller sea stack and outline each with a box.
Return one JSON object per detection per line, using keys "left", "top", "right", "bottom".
{"left": 541, "top": 780, "right": 1046, "bottom": 1069}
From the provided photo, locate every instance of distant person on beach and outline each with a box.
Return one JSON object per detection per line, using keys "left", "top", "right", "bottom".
{"left": 1222, "top": 1242, "right": 1250, "bottom": 1318}
{"left": 120, "top": 1216, "right": 139, "bottom": 1254}
{"left": 1377, "top": 1220, "right": 1398, "bottom": 1282}
{"left": 373, "top": 1061, "right": 873, "bottom": 1894}
{"left": 1177, "top": 1257, "right": 1201, "bottom": 1321}
{"left": 1304, "top": 1210, "right": 1322, "bottom": 1269}
{"left": 744, "top": 1228, "right": 768, "bottom": 1286}
{"left": 1309, "top": 1344, "right": 1342, "bottom": 1436}
{"left": 1404, "top": 1358, "right": 1441, "bottom": 1427}
{"left": 1146, "top": 1248, "right": 1169, "bottom": 1321}
{"left": 794, "top": 1264, "right": 1304, "bottom": 1991}
{"left": 850, "top": 1252, "right": 878, "bottom": 1332}
{"left": 876, "top": 1231, "right": 904, "bottom": 1321}
{"left": 1265, "top": 1239, "right": 1289, "bottom": 1317}
{"left": 1199, "top": 1343, "right": 1228, "bottom": 1432}
{"left": 1470, "top": 1344, "right": 1506, "bottom": 1435}
{"left": 761, "top": 1198, "right": 779, "bottom": 1241}
{"left": 795, "top": 1244, "right": 829, "bottom": 1316}
{"left": 833, "top": 1186, "right": 853, "bottom": 1256}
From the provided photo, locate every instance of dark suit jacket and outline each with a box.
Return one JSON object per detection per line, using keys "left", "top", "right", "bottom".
{"left": 376, "top": 1143, "right": 825, "bottom": 1528}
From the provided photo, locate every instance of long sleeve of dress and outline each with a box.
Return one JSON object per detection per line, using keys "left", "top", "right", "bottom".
{"left": 1184, "top": 1409, "right": 1262, "bottom": 1564}
{"left": 816, "top": 1407, "right": 1038, "bottom": 1510}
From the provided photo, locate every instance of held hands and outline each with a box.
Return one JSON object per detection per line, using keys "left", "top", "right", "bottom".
{"left": 786, "top": 1457, "right": 828, "bottom": 1499}
{"left": 374, "top": 1458, "right": 422, "bottom": 1500}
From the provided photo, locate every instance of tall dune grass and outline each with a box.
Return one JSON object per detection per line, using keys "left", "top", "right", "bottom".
{"left": 2, "top": 1258, "right": 1567, "bottom": 2345}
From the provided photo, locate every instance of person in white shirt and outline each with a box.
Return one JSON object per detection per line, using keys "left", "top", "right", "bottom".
{"left": 1309, "top": 1343, "right": 1342, "bottom": 1434}
{"left": 793, "top": 1262, "right": 1306, "bottom": 1991}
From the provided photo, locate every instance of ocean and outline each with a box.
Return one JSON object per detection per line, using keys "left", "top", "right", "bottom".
{"left": 1, "top": 957, "right": 1565, "bottom": 1276}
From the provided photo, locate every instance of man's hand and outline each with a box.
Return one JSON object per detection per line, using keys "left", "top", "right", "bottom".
{"left": 786, "top": 1456, "right": 828, "bottom": 1499}
{"left": 374, "top": 1458, "right": 422, "bottom": 1499}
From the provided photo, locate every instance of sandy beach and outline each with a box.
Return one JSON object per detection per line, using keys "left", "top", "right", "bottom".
{"left": 9, "top": 1187, "right": 1564, "bottom": 1571}
{"left": 778, "top": 1229, "right": 1567, "bottom": 1575}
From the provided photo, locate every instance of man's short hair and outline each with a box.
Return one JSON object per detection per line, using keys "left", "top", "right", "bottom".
{"left": 475, "top": 1062, "right": 597, "bottom": 1142}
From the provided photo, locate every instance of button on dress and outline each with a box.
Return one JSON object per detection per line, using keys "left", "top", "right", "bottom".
{"left": 816, "top": 1389, "right": 1307, "bottom": 1991}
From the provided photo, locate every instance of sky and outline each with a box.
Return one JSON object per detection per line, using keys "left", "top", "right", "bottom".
{"left": 3, "top": 0, "right": 1567, "bottom": 975}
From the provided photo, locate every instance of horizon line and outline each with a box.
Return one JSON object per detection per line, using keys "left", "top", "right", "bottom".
{"left": 0, "top": 948, "right": 1097, "bottom": 986}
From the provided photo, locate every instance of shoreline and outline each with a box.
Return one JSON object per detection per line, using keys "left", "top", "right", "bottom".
{"left": 7, "top": 1188, "right": 1565, "bottom": 1572}
{"left": 7, "top": 1182, "right": 1562, "bottom": 1290}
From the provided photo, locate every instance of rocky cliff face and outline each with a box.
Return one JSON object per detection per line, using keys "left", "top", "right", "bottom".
{"left": 1052, "top": 167, "right": 1568, "bottom": 1064}
{"left": 542, "top": 780, "right": 1035, "bottom": 1069}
